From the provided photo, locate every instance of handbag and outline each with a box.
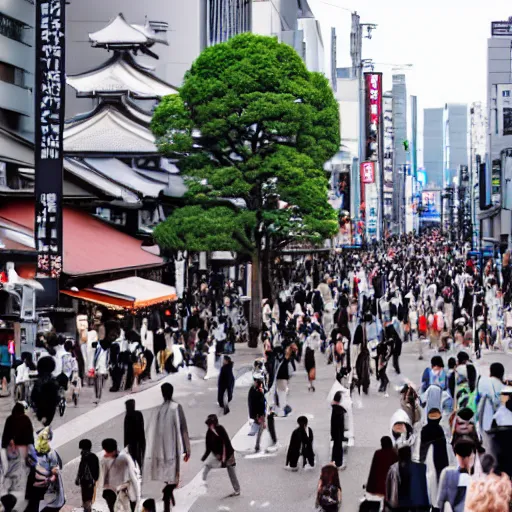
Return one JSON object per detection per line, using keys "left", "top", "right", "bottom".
{"left": 114, "top": 489, "right": 130, "bottom": 512}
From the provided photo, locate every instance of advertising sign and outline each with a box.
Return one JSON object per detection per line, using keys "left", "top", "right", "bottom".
{"left": 492, "top": 158, "right": 502, "bottom": 206}
{"left": 421, "top": 190, "right": 441, "bottom": 223}
{"left": 366, "top": 184, "right": 378, "bottom": 240}
{"left": 492, "top": 19, "right": 512, "bottom": 36}
{"left": 338, "top": 170, "right": 351, "bottom": 214}
{"left": 360, "top": 161, "right": 375, "bottom": 184}
{"left": 365, "top": 73, "right": 382, "bottom": 162}
{"left": 34, "top": 0, "right": 66, "bottom": 279}
{"left": 502, "top": 149, "right": 512, "bottom": 211}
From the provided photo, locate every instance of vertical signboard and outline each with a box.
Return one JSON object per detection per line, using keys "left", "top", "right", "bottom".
{"left": 492, "top": 159, "right": 501, "bottom": 207}
{"left": 338, "top": 168, "right": 350, "bottom": 214}
{"left": 364, "top": 72, "right": 382, "bottom": 241}
{"left": 360, "top": 161, "right": 375, "bottom": 206}
{"left": 331, "top": 27, "right": 337, "bottom": 93}
{"left": 34, "top": 0, "right": 65, "bottom": 280}
{"left": 366, "top": 183, "right": 378, "bottom": 241}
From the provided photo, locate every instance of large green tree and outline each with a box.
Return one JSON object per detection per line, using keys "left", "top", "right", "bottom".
{"left": 151, "top": 33, "right": 340, "bottom": 343}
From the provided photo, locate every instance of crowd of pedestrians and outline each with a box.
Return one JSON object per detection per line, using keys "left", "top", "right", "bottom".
{"left": 0, "top": 231, "right": 512, "bottom": 511}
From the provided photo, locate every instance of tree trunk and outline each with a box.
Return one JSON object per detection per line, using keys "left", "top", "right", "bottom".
{"left": 248, "top": 249, "right": 262, "bottom": 347}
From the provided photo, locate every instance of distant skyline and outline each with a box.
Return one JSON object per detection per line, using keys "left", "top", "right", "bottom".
{"left": 309, "top": 0, "right": 512, "bottom": 109}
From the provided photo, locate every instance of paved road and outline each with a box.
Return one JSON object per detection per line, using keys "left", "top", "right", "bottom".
{"left": 49, "top": 343, "right": 511, "bottom": 512}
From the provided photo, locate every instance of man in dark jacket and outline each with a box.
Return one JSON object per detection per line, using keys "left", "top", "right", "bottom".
{"left": 285, "top": 416, "right": 314, "bottom": 471}
{"left": 217, "top": 355, "right": 235, "bottom": 415}
{"left": 31, "top": 356, "right": 60, "bottom": 426}
{"left": 75, "top": 438, "right": 100, "bottom": 512}
{"left": 124, "top": 399, "right": 146, "bottom": 471}
{"left": 331, "top": 391, "right": 347, "bottom": 470}
{"left": 366, "top": 436, "right": 398, "bottom": 497}
{"left": 419, "top": 408, "right": 449, "bottom": 481}
{"left": 2, "top": 402, "right": 34, "bottom": 449}
{"left": 201, "top": 414, "right": 240, "bottom": 496}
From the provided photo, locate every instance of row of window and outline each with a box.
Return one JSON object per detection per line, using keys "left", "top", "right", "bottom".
{"left": 0, "top": 12, "right": 26, "bottom": 44}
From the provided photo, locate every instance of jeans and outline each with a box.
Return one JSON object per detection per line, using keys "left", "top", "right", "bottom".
{"left": 378, "top": 366, "right": 389, "bottom": 392}
{"left": 94, "top": 373, "right": 105, "bottom": 401}
{"left": 254, "top": 414, "right": 277, "bottom": 451}
{"left": 276, "top": 379, "right": 288, "bottom": 412}
{"left": 202, "top": 454, "right": 240, "bottom": 493}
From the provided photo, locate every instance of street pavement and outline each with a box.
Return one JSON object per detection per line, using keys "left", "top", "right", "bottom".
{"left": 10, "top": 343, "right": 511, "bottom": 512}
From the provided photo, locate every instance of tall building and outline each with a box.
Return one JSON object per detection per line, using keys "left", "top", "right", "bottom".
{"left": 66, "top": 0, "right": 321, "bottom": 117}
{"left": 423, "top": 108, "right": 444, "bottom": 188}
{"left": 443, "top": 103, "right": 469, "bottom": 186}
{"left": 392, "top": 74, "right": 407, "bottom": 234}
{"left": 481, "top": 18, "right": 512, "bottom": 248}
{"left": 0, "top": 0, "right": 34, "bottom": 138}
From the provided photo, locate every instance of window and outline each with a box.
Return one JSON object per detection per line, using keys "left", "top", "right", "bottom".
{"left": 503, "top": 90, "right": 511, "bottom": 97}
{"left": 0, "top": 62, "right": 25, "bottom": 87}
{"left": 504, "top": 107, "right": 512, "bottom": 136}
{"left": 0, "top": 14, "right": 26, "bottom": 43}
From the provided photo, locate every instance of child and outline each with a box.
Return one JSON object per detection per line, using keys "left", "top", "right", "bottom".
{"left": 75, "top": 439, "right": 100, "bottom": 512}
{"left": 285, "top": 416, "right": 315, "bottom": 471}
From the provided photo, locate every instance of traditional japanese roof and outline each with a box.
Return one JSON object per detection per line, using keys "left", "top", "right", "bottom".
{"left": 64, "top": 102, "right": 158, "bottom": 155}
{"left": 0, "top": 201, "right": 164, "bottom": 276}
{"left": 67, "top": 52, "right": 177, "bottom": 99}
{"left": 64, "top": 158, "right": 140, "bottom": 204}
{"left": 122, "top": 97, "right": 153, "bottom": 125}
{"left": 89, "top": 14, "right": 168, "bottom": 49}
{"left": 83, "top": 157, "right": 165, "bottom": 198}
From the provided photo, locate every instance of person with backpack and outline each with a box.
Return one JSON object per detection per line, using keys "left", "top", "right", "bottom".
{"left": 448, "top": 352, "right": 477, "bottom": 411}
{"left": 316, "top": 464, "right": 342, "bottom": 512}
{"left": 75, "top": 439, "right": 100, "bottom": 512}
{"left": 475, "top": 362, "right": 505, "bottom": 449}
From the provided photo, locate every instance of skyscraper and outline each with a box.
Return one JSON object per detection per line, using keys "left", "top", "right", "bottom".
{"left": 392, "top": 74, "right": 407, "bottom": 234}
{"left": 423, "top": 108, "right": 444, "bottom": 188}
{"left": 443, "top": 103, "right": 468, "bottom": 186}
{"left": 0, "top": 0, "right": 34, "bottom": 138}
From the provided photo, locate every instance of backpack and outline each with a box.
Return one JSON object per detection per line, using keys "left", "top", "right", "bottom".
{"left": 318, "top": 484, "right": 340, "bottom": 510}
{"left": 454, "top": 366, "right": 476, "bottom": 410}
{"left": 77, "top": 456, "right": 95, "bottom": 486}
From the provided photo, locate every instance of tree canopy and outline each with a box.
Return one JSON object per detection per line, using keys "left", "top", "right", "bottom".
{"left": 151, "top": 33, "right": 340, "bottom": 255}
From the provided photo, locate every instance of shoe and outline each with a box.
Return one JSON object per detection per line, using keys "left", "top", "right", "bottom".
{"left": 337, "top": 464, "right": 347, "bottom": 471}
{"left": 418, "top": 356, "right": 424, "bottom": 360}
{"left": 228, "top": 491, "right": 241, "bottom": 497}
{"left": 303, "top": 463, "right": 314, "bottom": 471}
{"left": 384, "top": 392, "right": 389, "bottom": 398}
{"left": 284, "top": 466, "right": 298, "bottom": 472}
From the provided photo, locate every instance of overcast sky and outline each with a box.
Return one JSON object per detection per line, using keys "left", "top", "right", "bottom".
{"left": 308, "top": 0, "right": 512, "bottom": 109}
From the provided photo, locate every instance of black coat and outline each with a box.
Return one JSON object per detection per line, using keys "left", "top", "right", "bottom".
{"left": 286, "top": 426, "right": 314, "bottom": 466}
{"left": 124, "top": 409, "right": 146, "bottom": 468}
{"left": 217, "top": 362, "right": 235, "bottom": 406}
{"left": 201, "top": 425, "right": 234, "bottom": 462}
{"left": 419, "top": 417, "right": 449, "bottom": 479}
{"left": 1, "top": 407, "right": 34, "bottom": 448}
{"left": 330, "top": 404, "right": 347, "bottom": 444}
{"left": 248, "top": 386, "right": 265, "bottom": 420}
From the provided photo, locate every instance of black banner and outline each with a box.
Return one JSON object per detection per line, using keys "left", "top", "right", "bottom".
{"left": 34, "top": 0, "right": 65, "bottom": 279}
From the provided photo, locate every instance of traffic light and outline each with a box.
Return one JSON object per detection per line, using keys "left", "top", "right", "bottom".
{"left": 402, "top": 140, "right": 409, "bottom": 152}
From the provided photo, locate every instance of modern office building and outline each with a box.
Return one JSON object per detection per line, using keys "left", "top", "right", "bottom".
{"left": 0, "top": 0, "right": 34, "bottom": 138}
{"left": 443, "top": 103, "right": 469, "bottom": 186}
{"left": 66, "top": 0, "right": 319, "bottom": 117}
{"left": 481, "top": 18, "right": 512, "bottom": 248}
{"left": 392, "top": 74, "right": 407, "bottom": 234}
{"left": 423, "top": 108, "right": 444, "bottom": 188}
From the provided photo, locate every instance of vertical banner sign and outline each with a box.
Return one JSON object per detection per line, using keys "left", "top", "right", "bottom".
{"left": 364, "top": 72, "right": 382, "bottom": 240}
{"left": 360, "top": 161, "right": 375, "bottom": 206}
{"left": 34, "top": 0, "right": 65, "bottom": 279}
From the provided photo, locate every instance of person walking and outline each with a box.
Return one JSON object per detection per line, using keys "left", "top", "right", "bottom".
{"left": 200, "top": 414, "right": 240, "bottom": 497}
{"left": 124, "top": 399, "right": 146, "bottom": 472}
{"left": 217, "top": 355, "right": 235, "bottom": 415}
{"left": 304, "top": 334, "right": 316, "bottom": 392}
{"left": 285, "top": 416, "right": 315, "bottom": 471}
{"left": 385, "top": 445, "right": 430, "bottom": 512}
{"left": 92, "top": 339, "right": 110, "bottom": 404}
{"left": 75, "top": 439, "right": 100, "bottom": 512}
{"left": 1, "top": 402, "right": 34, "bottom": 451}
{"left": 436, "top": 437, "right": 476, "bottom": 512}
{"left": 100, "top": 438, "right": 140, "bottom": 512}
{"left": 316, "top": 464, "right": 342, "bottom": 512}
{"left": 365, "top": 436, "right": 398, "bottom": 498}
{"left": 31, "top": 356, "right": 60, "bottom": 426}
{"left": 330, "top": 391, "right": 347, "bottom": 470}
{"left": 145, "top": 383, "right": 191, "bottom": 512}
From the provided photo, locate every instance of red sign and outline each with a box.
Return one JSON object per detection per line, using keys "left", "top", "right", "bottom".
{"left": 364, "top": 73, "right": 382, "bottom": 162}
{"left": 360, "top": 161, "right": 375, "bottom": 184}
